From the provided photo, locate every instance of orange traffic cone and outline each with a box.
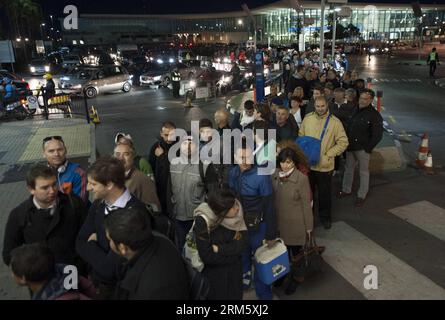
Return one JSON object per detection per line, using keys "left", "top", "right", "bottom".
{"left": 416, "top": 133, "right": 429, "bottom": 168}
{"left": 424, "top": 152, "right": 435, "bottom": 175}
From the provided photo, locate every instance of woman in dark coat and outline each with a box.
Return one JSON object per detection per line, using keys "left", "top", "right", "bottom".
{"left": 194, "top": 189, "right": 248, "bottom": 300}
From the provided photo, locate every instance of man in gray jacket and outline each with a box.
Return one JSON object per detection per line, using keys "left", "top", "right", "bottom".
{"left": 168, "top": 136, "right": 218, "bottom": 251}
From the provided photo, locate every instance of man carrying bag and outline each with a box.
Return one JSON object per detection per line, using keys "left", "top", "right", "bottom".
{"left": 297, "top": 97, "right": 348, "bottom": 230}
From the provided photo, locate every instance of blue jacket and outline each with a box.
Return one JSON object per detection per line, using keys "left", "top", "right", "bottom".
{"left": 57, "top": 161, "right": 88, "bottom": 203}
{"left": 4, "top": 83, "right": 15, "bottom": 99}
{"left": 228, "top": 165, "right": 277, "bottom": 240}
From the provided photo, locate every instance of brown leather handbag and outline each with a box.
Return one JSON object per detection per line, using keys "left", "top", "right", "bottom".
{"left": 291, "top": 232, "right": 325, "bottom": 280}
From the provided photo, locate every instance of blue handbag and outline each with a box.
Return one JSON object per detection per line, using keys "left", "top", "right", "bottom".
{"left": 296, "top": 116, "right": 331, "bottom": 166}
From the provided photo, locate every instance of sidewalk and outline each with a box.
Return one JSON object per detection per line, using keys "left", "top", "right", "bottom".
{"left": 0, "top": 117, "right": 95, "bottom": 300}
{"left": 226, "top": 92, "right": 406, "bottom": 174}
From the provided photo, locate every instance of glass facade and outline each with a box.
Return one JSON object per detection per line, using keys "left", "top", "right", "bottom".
{"left": 62, "top": 4, "right": 445, "bottom": 45}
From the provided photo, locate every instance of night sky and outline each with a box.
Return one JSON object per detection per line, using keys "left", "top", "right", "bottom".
{"left": 38, "top": 0, "right": 444, "bottom": 16}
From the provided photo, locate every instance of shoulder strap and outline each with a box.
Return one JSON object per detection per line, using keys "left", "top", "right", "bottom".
{"left": 198, "top": 161, "right": 208, "bottom": 193}
{"left": 320, "top": 115, "right": 331, "bottom": 141}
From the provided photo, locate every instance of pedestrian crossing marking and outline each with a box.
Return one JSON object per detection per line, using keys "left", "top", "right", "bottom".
{"left": 316, "top": 222, "right": 445, "bottom": 300}
{"left": 371, "top": 78, "right": 422, "bottom": 83}
{"left": 389, "top": 201, "right": 445, "bottom": 242}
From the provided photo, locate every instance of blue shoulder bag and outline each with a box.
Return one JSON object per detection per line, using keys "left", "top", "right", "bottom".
{"left": 296, "top": 116, "right": 331, "bottom": 166}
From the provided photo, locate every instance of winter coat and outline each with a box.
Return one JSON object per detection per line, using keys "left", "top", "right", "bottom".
{"left": 193, "top": 204, "right": 248, "bottom": 300}
{"left": 125, "top": 168, "right": 161, "bottom": 210}
{"left": 228, "top": 166, "right": 277, "bottom": 240}
{"left": 168, "top": 162, "right": 218, "bottom": 221}
{"left": 346, "top": 105, "right": 383, "bottom": 153}
{"left": 56, "top": 161, "right": 88, "bottom": 203}
{"left": 298, "top": 112, "right": 349, "bottom": 172}
{"left": 76, "top": 195, "right": 146, "bottom": 285}
{"left": 114, "top": 236, "right": 190, "bottom": 300}
{"left": 3, "top": 193, "right": 87, "bottom": 266}
{"left": 272, "top": 169, "right": 313, "bottom": 246}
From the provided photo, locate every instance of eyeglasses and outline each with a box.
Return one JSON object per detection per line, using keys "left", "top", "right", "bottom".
{"left": 43, "top": 136, "right": 63, "bottom": 144}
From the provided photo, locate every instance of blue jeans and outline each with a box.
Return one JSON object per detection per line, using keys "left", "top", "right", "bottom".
{"left": 242, "top": 222, "right": 272, "bottom": 300}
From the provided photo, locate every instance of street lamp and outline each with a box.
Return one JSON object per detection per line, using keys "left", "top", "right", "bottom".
{"left": 238, "top": 19, "right": 243, "bottom": 25}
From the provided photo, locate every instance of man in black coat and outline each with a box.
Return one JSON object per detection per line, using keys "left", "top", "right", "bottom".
{"left": 338, "top": 89, "right": 383, "bottom": 207}
{"left": 3, "top": 165, "right": 87, "bottom": 268}
{"left": 285, "top": 65, "right": 307, "bottom": 99}
{"left": 76, "top": 157, "right": 147, "bottom": 299}
{"left": 148, "top": 121, "right": 177, "bottom": 214}
{"left": 104, "top": 207, "right": 189, "bottom": 300}
{"left": 273, "top": 105, "right": 299, "bottom": 142}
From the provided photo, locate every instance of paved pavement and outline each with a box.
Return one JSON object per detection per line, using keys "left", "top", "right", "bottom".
{"left": 0, "top": 117, "right": 94, "bottom": 300}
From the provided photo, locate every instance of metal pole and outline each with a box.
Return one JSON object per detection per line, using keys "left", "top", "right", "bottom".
{"left": 320, "top": 0, "right": 326, "bottom": 63}
{"left": 42, "top": 89, "right": 49, "bottom": 120}
{"left": 83, "top": 89, "right": 91, "bottom": 124}
{"left": 332, "top": 11, "right": 337, "bottom": 58}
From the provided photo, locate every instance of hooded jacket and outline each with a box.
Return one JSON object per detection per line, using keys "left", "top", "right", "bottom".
{"left": 228, "top": 166, "right": 277, "bottom": 240}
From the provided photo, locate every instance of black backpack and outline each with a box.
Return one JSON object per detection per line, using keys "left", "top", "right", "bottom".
{"left": 152, "top": 231, "right": 210, "bottom": 300}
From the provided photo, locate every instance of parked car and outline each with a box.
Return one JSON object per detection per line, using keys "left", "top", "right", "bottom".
{"left": 29, "top": 59, "right": 51, "bottom": 76}
{"left": 58, "top": 65, "right": 132, "bottom": 98}
{"left": 174, "top": 60, "right": 206, "bottom": 80}
{"left": 139, "top": 62, "right": 171, "bottom": 87}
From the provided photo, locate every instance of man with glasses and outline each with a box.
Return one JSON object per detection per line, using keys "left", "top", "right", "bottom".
{"left": 338, "top": 89, "right": 383, "bottom": 207}
{"left": 42, "top": 136, "right": 88, "bottom": 203}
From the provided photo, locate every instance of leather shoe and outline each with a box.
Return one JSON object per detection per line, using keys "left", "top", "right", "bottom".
{"left": 355, "top": 198, "right": 366, "bottom": 207}
{"left": 284, "top": 279, "right": 299, "bottom": 295}
{"left": 322, "top": 220, "right": 332, "bottom": 230}
{"left": 337, "top": 191, "right": 352, "bottom": 199}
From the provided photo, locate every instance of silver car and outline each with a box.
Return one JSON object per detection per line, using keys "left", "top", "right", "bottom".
{"left": 59, "top": 65, "right": 132, "bottom": 98}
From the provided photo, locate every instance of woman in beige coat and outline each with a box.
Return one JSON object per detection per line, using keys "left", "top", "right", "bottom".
{"left": 272, "top": 147, "right": 313, "bottom": 295}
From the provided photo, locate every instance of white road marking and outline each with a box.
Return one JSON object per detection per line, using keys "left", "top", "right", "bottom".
{"left": 389, "top": 201, "right": 445, "bottom": 242}
{"left": 316, "top": 222, "right": 445, "bottom": 300}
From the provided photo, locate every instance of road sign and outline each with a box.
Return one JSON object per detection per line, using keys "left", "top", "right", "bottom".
{"left": 254, "top": 51, "right": 265, "bottom": 103}
{"left": 0, "top": 41, "right": 15, "bottom": 63}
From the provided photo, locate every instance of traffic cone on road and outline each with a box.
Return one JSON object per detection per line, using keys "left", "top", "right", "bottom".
{"left": 90, "top": 106, "right": 101, "bottom": 124}
{"left": 416, "top": 133, "right": 429, "bottom": 168}
{"left": 424, "top": 152, "right": 435, "bottom": 175}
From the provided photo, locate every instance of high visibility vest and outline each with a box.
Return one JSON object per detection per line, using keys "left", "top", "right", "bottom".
{"left": 430, "top": 52, "right": 437, "bottom": 62}
{"left": 171, "top": 72, "right": 181, "bottom": 82}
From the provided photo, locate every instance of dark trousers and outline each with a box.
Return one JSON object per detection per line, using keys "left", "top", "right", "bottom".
{"left": 309, "top": 170, "right": 333, "bottom": 223}
{"left": 175, "top": 219, "right": 194, "bottom": 252}
{"left": 172, "top": 81, "right": 180, "bottom": 98}
{"left": 429, "top": 61, "right": 437, "bottom": 77}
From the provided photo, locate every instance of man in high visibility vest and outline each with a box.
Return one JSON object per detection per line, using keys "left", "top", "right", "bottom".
{"left": 171, "top": 68, "right": 181, "bottom": 98}
{"left": 427, "top": 47, "right": 440, "bottom": 78}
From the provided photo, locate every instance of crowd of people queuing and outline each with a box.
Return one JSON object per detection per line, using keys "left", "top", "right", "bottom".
{"left": 2, "top": 48, "right": 383, "bottom": 301}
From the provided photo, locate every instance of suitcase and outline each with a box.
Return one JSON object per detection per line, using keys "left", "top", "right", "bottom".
{"left": 254, "top": 239, "right": 290, "bottom": 285}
